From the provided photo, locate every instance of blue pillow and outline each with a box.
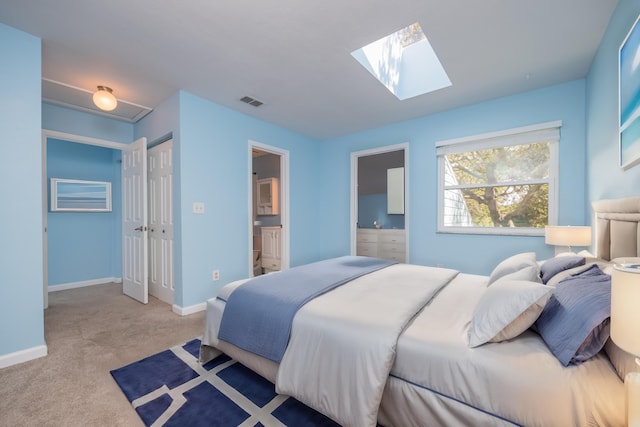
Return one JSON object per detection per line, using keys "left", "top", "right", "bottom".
{"left": 535, "top": 264, "right": 611, "bottom": 366}
{"left": 539, "top": 256, "right": 585, "bottom": 284}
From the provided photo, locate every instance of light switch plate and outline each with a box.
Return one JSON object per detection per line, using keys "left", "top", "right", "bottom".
{"left": 193, "top": 202, "right": 205, "bottom": 214}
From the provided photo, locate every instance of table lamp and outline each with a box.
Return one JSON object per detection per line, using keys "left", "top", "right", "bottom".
{"left": 544, "top": 225, "right": 592, "bottom": 255}
{"left": 611, "top": 264, "right": 640, "bottom": 427}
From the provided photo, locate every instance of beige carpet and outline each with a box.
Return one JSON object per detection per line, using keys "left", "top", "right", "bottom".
{"left": 0, "top": 283, "right": 205, "bottom": 427}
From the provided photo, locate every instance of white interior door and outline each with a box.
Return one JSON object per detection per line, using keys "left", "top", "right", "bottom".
{"left": 148, "top": 140, "right": 174, "bottom": 304}
{"left": 122, "top": 137, "right": 148, "bottom": 304}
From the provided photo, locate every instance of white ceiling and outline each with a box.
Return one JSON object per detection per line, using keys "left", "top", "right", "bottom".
{"left": 0, "top": 0, "right": 618, "bottom": 140}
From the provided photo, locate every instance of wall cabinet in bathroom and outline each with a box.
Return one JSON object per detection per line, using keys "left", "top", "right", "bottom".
{"left": 387, "top": 167, "right": 404, "bottom": 214}
{"left": 257, "top": 177, "right": 279, "bottom": 215}
{"left": 261, "top": 226, "right": 282, "bottom": 273}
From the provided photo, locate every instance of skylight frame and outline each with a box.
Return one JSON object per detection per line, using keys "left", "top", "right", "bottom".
{"left": 351, "top": 22, "right": 451, "bottom": 100}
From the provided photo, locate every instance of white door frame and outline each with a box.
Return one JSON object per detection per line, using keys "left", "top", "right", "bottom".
{"left": 41, "top": 129, "right": 129, "bottom": 309}
{"left": 350, "top": 143, "right": 410, "bottom": 259}
{"left": 248, "top": 140, "right": 290, "bottom": 276}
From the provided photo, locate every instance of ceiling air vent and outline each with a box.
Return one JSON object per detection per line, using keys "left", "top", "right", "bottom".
{"left": 240, "top": 96, "right": 264, "bottom": 107}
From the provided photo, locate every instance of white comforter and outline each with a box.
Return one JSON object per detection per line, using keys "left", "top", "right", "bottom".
{"left": 275, "top": 264, "right": 458, "bottom": 427}
{"left": 381, "top": 272, "right": 625, "bottom": 427}
{"left": 202, "top": 264, "right": 625, "bottom": 426}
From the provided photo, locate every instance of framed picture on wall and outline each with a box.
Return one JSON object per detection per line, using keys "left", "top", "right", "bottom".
{"left": 619, "top": 14, "right": 640, "bottom": 169}
{"left": 50, "top": 178, "right": 112, "bottom": 212}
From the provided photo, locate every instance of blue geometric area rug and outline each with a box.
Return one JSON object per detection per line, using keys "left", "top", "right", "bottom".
{"left": 110, "top": 338, "right": 340, "bottom": 427}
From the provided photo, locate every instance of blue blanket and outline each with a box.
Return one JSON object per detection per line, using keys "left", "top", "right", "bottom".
{"left": 217, "top": 256, "right": 396, "bottom": 362}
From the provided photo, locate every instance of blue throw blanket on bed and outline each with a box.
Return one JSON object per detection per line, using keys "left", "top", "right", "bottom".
{"left": 217, "top": 256, "right": 396, "bottom": 363}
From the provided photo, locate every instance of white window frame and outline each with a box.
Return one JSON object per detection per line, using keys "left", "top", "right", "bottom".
{"left": 436, "top": 121, "right": 561, "bottom": 236}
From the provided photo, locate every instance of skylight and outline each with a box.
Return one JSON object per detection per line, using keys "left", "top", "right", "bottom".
{"left": 351, "top": 22, "right": 451, "bottom": 100}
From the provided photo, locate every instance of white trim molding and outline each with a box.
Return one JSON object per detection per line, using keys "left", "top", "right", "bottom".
{"left": 48, "top": 277, "right": 122, "bottom": 292}
{"left": 0, "top": 345, "right": 48, "bottom": 369}
{"left": 172, "top": 302, "right": 207, "bottom": 316}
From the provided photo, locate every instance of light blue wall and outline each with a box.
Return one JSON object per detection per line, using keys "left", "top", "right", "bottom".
{"left": 319, "top": 80, "right": 588, "bottom": 274}
{"left": 0, "top": 24, "right": 44, "bottom": 355}
{"left": 586, "top": 0, "right": 640, "bottom": 201}
{"left": 136, "top": 91, "right": 321, "bottom": 308}
{"left": 46, "top": 139, "right": 121, "bottom": 286}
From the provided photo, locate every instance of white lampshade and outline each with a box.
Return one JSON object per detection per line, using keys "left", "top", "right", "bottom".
{"left": 92, "top": 86, "right": 118, "bottom": 111}
{"left": 544, "top": 226, "right": 592, "bottom": 247}
{"left": 611, "top": 264, "right": 640, "bottom": 356}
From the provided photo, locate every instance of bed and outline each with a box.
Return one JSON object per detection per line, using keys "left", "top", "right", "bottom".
{"left": 200, "top": 196, "right": 640, "bottom": 427}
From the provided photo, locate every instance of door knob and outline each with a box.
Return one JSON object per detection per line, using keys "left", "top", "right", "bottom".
{"left": 134, "top": 226, "right": 147, "bottom": 232}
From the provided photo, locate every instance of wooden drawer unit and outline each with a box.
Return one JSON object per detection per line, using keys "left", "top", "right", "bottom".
{"left": 379, "top": 229, "right": 406, "bottom": 244}
{"left": 356, "top": 229, "right": 378, "bottom": 244}
{"left": 357, "top": 242, "right": 378, "bottom": 257}
{"left": 356, "top": 228, "right": 406, "bottom": 263}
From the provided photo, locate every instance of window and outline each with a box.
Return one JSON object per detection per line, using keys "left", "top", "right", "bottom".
{"left": 350, "top": 22, "right": 451, "bottom": 100}
{"left": 436, "top": 121, "right": 560, "bottom": 235}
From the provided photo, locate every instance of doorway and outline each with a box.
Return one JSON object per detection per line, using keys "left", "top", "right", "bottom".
{"left": 42, "top": 130, "right": 169, "bottom": 308}
{"left": 350, "top": 143, "right": 409, "bottom": 261}
{"left": 248, "top": 141, "right": 290, "bottom": 277}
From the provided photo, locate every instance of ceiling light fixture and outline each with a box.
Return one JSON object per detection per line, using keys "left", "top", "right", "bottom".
{"left": 92, "top": 86, "right": 118, "bottom": 111}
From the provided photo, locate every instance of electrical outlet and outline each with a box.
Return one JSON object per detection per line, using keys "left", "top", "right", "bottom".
{"left": 193, "top": 202, "right": 205, "bottom": 214}
{"left": 212, "top": 270, "right": 220, "bottom": 281}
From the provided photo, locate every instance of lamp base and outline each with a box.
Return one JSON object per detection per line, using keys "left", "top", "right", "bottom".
{"left": 553, "top": 245, "right": 574, "bottom": 256}
{"left": 627, "top": 362, "right": 640, "bottom": 427}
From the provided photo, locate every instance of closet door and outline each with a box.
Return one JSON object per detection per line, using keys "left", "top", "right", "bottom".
{"left": 148, "top": 140, "right": 174, "bottom": 304}
{"left": 122, "top": 137, "right": 148, "bottom": 304}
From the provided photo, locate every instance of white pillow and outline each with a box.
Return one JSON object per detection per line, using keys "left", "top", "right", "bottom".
{"left": 468, "top": 279, "right": 553, "bottom": 348}
{"left": 496, "top": 265, "right": 540, "bottom": 283}
{"left": 488, "top": 252, "right": 538, "bottom": 285}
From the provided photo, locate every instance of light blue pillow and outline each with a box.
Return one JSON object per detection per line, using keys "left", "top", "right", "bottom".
{"left": 488, "top": 252, "right": 538, "bottom": 285}
{"left": 535, "top": 264, "right": 611, "bottom": 366}
{"left": 539, "top": 255, "right": 585, "bottom": 284}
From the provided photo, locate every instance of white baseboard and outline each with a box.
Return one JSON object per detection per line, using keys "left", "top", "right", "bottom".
{"left": 49, "top": 277, "right": 122, "bottom": 292}
{"left": 0, "top": 345, "right": 48, "bottom": 369}
{"left": 172, "top": 302, "right": 206, "bottom": 316}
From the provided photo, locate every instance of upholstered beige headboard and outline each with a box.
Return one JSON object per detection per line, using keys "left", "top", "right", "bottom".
{"left": 591, "top": 196, "right": 640, "bottom": 261}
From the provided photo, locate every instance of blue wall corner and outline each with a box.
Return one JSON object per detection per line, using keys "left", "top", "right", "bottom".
{"left": 0, "top": 23, "right": 45, "bottom": 355}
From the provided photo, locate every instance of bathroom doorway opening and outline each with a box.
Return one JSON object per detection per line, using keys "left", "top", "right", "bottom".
{"left": 248, "top": 141, "right": 290, "bottom": 277}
